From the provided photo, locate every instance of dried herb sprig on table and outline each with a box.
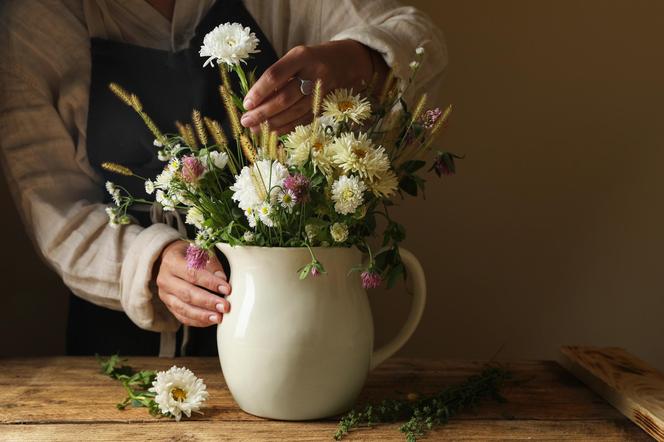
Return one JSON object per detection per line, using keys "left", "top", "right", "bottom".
{"left": 334, "top": 366, "right": 510, "bottom": 441}
{"left": 97, "top": 354, "right": 161, "bottom": 415}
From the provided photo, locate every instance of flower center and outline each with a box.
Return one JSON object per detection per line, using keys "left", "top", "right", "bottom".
{"left": 341, "top": 188, "right": 354, "bottom": 201}
{"left": 171, "top": 387, "right": 187, "bottom": 402}
{"left": 337, "top": 101, "right": 354, "bottom": 112}
{"left": 225, "top": 38, "right": 237, "bottom": 47}
{"left": 352, "top": 147, "right": 367, "bottom": 159}
{"left": 312, "top": 141, "right": 323, "bottom": 152}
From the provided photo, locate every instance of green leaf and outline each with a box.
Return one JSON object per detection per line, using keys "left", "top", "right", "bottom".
{"left": 401, "top": 160, "right": 426, "bottom": 174}
{"left": 386, "top": 263, "right": 405, "bottom": 289}
{"left": 399, "top": 176, "right": 418, "bottom": 197}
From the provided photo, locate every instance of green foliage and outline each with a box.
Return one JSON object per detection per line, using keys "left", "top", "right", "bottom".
{"left": 96, "top": 354, "right": 163, "bottom": 417}
{"left": 334, "top": 366, "right": 510, "bottom": 441}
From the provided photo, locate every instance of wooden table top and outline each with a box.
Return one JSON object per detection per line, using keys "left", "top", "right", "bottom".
{"left": 0, "top": 357, "right": 651, "bottom": 441}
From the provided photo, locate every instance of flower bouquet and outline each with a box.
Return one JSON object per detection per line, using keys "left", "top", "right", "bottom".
{"left": 103, "top": 22, "right": 458, "bottom": 287}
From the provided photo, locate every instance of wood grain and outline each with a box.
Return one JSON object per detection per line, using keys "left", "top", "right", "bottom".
{"left": 0, "top": 357, "right": 651, "bottom": 440}
{"left": 560, "top": 346, "right": 664, "bottom": 441}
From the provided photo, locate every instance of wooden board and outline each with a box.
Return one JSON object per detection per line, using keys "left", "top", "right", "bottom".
{"left": 560, "top": 346, "right": 664, "bottom": 441}
{"left": 0, "top": 357, "right": 651, "bottom": 441}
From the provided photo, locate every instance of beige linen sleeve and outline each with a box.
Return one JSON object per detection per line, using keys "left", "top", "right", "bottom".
{"left": 0, "top": 6, "right": 181, "bottom": 332}
{"left": 321, "top": 0, "right": 448, "bottom": 103}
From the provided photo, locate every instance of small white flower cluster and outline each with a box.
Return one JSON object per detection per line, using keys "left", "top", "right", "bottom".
{"left": 149, "top": 366, "right": 209, "bottom": 421}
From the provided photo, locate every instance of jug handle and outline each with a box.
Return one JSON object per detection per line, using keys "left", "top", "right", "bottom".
{"left": 370, "top": 247, "right": 427, "bottom": 370}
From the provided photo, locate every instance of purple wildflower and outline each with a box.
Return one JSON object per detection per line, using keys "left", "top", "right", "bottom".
{"left": 185, "top": 244, "right": 209, "bottom": 270}
{"left": 311, "top": 266, "right": 321, "bottom": 277}
{"left": 432, "top": 152, "right": 455, "bottom": 177}
{"left": 181, "top": 155, "right": 206, "bottom": 183}
{"left": 421, "top": 107, "right": 442, "bottom": 129}
{"left": 361, "top": 270, "right": 382, "bottom": 289}
{"left": 283, "top": 174, "right": 310, "bottom": 203}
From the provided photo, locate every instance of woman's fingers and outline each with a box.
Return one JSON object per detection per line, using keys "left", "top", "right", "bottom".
{"left": 243, "top": 45, "right": 310, "bottom": 110}
{"left": 165, "top": 274, "right": 230, "bottom": 315}
{"left": 165, "top": 248, "right": 230, "bottom": 296}
{"left": 273, "top": 110, "right": 315, "bottom": 136}
{"left": 162, "top": 293, "right": 220, "bottom": 327}
{"left": 241, "top": 78, "right": 304, "bottom": 129}
{"left": 266, "top": 94, "right": 312, "bottom": 131}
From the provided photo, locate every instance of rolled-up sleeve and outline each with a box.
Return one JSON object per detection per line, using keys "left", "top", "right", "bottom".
{"left": 321, "top": 0, "right": 448, "bottom": 103}
{"left": 0, "top": 6, "right": 181, "bottom": 332}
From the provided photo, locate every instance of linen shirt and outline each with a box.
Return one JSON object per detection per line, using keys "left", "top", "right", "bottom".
{"left": 0, "top": 0, "right": 447, "bottom": 333}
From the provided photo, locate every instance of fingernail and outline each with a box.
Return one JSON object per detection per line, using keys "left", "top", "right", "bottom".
{"left": 218, "top": 284, "right": 229, "bottom": 295}
{"left": 241, "top": 113, "right": 255, "bottom": 127}
{"left": 214, "top": 271, "right": 227, "bottom": 280}
{"left": 209, "top": 314, "right": 219, "bottom": 322}
{"left": 215, "top": 303, "right": 225, "bottom": 313}
{"left": 243, "top": 97, "right": 254, "bottom": 110}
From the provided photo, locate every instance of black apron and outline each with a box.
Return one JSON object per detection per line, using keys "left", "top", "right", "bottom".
{"left": 66, "top": 0, "right": 278, "bottom": 356}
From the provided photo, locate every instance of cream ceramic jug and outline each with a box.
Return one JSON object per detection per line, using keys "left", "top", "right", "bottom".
{"left": 216, "top": 243, "right": 426, "bottom": 420}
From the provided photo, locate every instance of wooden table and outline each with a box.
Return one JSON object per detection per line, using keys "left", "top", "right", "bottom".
{"left": 0, "top": 357, "right": 651, "bottom": 441}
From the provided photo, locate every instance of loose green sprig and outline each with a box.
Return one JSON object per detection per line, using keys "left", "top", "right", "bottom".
{"left": 96, "top": 354, "right": 162, "bottom": 417}
{"left": 334, "top": 366, "right": 510, "bottom": 441}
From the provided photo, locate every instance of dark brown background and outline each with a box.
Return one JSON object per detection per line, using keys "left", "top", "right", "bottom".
{"left": 2, "top": 0, "right": 663, "bottom": 369}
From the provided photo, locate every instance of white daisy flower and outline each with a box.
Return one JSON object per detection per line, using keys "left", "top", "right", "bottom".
{"left": 156, "top": 189, "right": 176, "bottom": 211}
{"left": 330, "top": 222, "right": 349, "bottom": 243}
{"left": 257, "top": 201, "right": 274, "bottom": 227}
{"left": 331, "top": 175, "right": 366, "bottom": 215}
{"left": 105, "top": 181, "right": 121, "bottom": 206}
{"left": 144, "top": 179, "right": 155, "bottom": 195}
{"left": 242, "top": 231, "right": 255, "bottom": 242}
{"left": 155, "top": 169, "right": 174, "bottom": 189}
{"left": 368, "top": 168, "right": 399, "bottom": 198}
{"left": 153, "top": 139, "right": 163, "bottom": 147}
{"left": 149, "top": 366, "right": 209, "bottom": 422}
{"left": 209, "top": 151, "right": 229, "bottom": 170}
{"left": 105, "top": 207, "right": 119, "bottom": 227}
{"left": 185, "top": 207, "right": 206, "bottom": 229}
{"left": 322, "top": 89, "right": 371, "bottom": 124}
{"left": 157, "top": 150, "right": 170, "bottom": 161}
{"left": 230, "top": 160, "right": 289, "bottom": 211}
{"left": 245, "top": 207, "right": 257, "bottom": 228}
{"left": 331, "top": 132, "right": 390, "bottom": 183}
{"left": 305, "top": 224, "right": 318, "bottom": 242}
{"left": 284, "top": 124, "right": 334, "bottom": 176}
{"left": 200, "top": 22, "right": 260, "bottom": 67}
{"left": 278, "top": 189, "right": 297, "bottom": 211}
{"left": 168, "top": 158, "right": 181, "bottom": 173}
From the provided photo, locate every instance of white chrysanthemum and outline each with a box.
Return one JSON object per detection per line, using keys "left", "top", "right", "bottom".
{"left": 322, "top": 89, "right": 371, "bottom": 124}
{"left": 332, "top": 132, "right": 390, "bottom": 182}
{"left": 230, "top": 160, "right": 289, "bottom": 211}
{"left": 105, "top": 181, "right": 121, "bottom": 206}
{"left": 284, "top": 124, "right": 334, "bottom": 176}
{"left": 243, "top": 231, "right": 255, "bottom": 242}
{"left": 278, "top": 189, "right": 297, "bottom": 211}
{"left": 330, "top": 222, "right": 349, "bottom": 243}
{"left": 257, "top": 201, "right": 274, "bottom": 227}
{"left": 200, "top": 23, "right": 260, "bottom": 67}
{"left": 209, "top": 151, "right": 228, "bottom": 170}
{"left": 145, "top": 180, "right": 155, "bottom": 195}
{"left": 368, "top": 169, "right": 399, "bottom": 198}
{"left": 149, "top": 366, "right": 208, "bottom": 422}
{"left": 331, "top": 175, "right": 366, "bottom": 215}
{"left": 185, "top": 207, "right": 206, "bottom": 229}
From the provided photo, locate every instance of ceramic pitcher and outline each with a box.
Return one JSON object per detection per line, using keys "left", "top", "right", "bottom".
{"left": 216, "top": 243, "right": 426, "bottom": 420}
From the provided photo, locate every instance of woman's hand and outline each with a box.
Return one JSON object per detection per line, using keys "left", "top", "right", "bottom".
{"left": 240, "top": 40, "right": 388, "bottom": 135}
{"left": 156, "top": 240, "right": 231, "bottom": 327}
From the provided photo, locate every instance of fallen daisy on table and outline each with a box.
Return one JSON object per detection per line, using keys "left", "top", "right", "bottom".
{"left": 150, "top": 366, "right": 209, "bottom": 421}
{"left": 98, "top": 355, "right": 209, "bottom": 421}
